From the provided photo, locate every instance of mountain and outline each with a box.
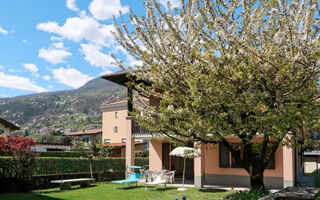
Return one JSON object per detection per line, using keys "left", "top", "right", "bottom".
{"left": 0, "top": 77, "right": 126, "bottom": 133}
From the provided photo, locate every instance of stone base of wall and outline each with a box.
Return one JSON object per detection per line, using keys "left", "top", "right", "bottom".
{"left": 205, "top": 174, "right": 283, "bottom": 189}
{"left": 194, "top": 175, "right": 204, "bottom": 188}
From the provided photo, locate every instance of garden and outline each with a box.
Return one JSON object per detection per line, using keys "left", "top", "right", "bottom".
{"left": 0, "top": 135, "right": 147, "bottom": 192}
{"left": 0, "top": 135, "right": 272, "bottom": 200}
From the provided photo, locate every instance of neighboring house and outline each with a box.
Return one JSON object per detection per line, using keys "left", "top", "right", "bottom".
{"left": 304, "top": 151, "right": 320, "bottom": 174}
{"left": 101, "top": 71, "right": 305, "bottom": 189}
{"left": 100, "top": 100, "right": 147, "bottom": 157}
{"left": 0, "top": 117, "right": 20, "bottom": 135}
{"left": 65, "top": 128, "right": 102, "bottom": 143}
{"left": 31, "top": 143, "right": 72, "bottom": 152}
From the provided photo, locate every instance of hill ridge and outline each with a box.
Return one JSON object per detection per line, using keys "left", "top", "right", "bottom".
{"left": 0, "top": 77, "right": 126, "bottom": 133}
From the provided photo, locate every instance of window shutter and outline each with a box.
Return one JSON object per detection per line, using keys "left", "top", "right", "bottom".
{"left": 219, "top": 143, "right": 230, "bottom": 168}
{"left": 266, "top": 145, "right": 275, "bottom": 169}
{"left": 231, "top": 143, "right": 242, "bottom": 168}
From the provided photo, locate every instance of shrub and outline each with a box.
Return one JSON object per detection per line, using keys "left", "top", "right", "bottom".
{"left": 0, "top": 157, "right": 149, "bottom": 176}
{"left": 0, "top": 135, "right": 37, "bottom": 192}
{"left": 224, "top": 188, "right": 269, "bottom": 200}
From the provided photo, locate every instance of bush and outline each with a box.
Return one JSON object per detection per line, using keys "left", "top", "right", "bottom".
{"left": 0, "top": 136, "right": 37, "bottom": 192}
{"left": 224, "top": 188, "right": 269, "bottom": 200}
{"left": 0, "top": 157, "right": 149, "bottom": 176}
{"left": 0, "top": 156, "right": 148, "bottom": 190}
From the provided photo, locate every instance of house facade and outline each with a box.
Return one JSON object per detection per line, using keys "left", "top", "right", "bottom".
{"left": 101, "top": 71, "right": 304, "bottom": 189}
{"left": 0, "top": 117, "right": 20, "bottom": 135}
{"left": 101, "top": 100, "right": 147, "bottom": 157}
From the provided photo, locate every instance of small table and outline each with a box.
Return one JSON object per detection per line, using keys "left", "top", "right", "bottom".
{"left": 51, "top": 178, "right": 96, "bottom": 190}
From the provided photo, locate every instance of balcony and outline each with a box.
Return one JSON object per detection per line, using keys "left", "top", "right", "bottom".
{"left": 132, "top": 121, "right": 153, "bottom": 139}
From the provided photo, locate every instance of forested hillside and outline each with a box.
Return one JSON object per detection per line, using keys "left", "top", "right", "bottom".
{"left": 0, "top": 77, "right": 125, "bottom": 134}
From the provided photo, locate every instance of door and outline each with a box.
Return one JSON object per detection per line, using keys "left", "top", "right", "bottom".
{"left": 162, "top": 143, "right": 170, "bottom": 170}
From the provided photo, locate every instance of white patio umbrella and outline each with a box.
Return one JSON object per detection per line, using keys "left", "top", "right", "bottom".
{"left": 169, "top": 147, "right": 201, "bottom": 191}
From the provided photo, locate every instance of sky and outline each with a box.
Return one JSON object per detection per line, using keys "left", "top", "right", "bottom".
{"left": 0, "top": 0, "right": 179, "bottom": 98}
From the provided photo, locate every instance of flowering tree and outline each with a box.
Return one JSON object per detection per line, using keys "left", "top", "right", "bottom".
{"left": 0, "top": 135, "right": 36, "bottom": 191}
{"left": 113, "top": 0, "right": 320, "bottom": 188}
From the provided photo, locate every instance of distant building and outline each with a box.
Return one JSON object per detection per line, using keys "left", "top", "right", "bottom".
{"left": 32, "top": 144, "right": 72, "bottom": 152}
{"left": 65, "top": 128, "right": 102, "bottom": 143}
{"left": 0, "top": 117, "right": 20, "bottom": 135}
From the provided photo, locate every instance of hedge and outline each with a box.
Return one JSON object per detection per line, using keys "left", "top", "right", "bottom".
{"left": 37, "top": 151, "right": 84, "bottom": 157}
{"left": 0, "top": 157, "right": 149, "bottom": 176}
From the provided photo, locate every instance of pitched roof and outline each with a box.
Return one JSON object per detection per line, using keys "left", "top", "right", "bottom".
{"left": 101, "top": 97, "right": 149, "bottom": 108}
{"left": 101, "top": 71, "right": 151, "bottom": 87}
{"left": 65, "top": 128, "right": 102, "bottom": 136}
{"left": 0, "top": 118, "right": 20, "bottom": 131}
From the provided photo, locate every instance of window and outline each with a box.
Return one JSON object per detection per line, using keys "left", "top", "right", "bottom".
{"left": 219, "top": 142, "right": 276, "bottom": 169}
{"left": 134, "top": 139, "right": 143, "bottom": 142}
{"left": 265, "top": 144, "right": 275, "bottom": 169}
{"left": 115, "top": 112, "right": 118, "bottom": 118}
{"left": 113, "top": 126, "right": 118, "bottom": 133}
{"left": 219, "top": 143, "right": 230, "bottom": 168}
{"left": 104, "top": 139, "right": 110, "bottom": 144}
{"left": 122, "top": 138, "right": 126, "bottom": 143}
{"left": 231, "top": 143, "right": 242, "bottom": 168}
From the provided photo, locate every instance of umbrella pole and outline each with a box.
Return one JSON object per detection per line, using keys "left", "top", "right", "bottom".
{"left": 182, "top": 157, "right": 186, "bottom": 189}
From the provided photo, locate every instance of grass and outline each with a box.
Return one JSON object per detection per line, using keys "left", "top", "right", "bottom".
{"left": 0, "top": 183, "right": 230, "bottom": 200}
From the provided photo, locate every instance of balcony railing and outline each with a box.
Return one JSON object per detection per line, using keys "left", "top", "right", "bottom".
{"left": 132, "top": 121, "right": 153, "bottom": 138}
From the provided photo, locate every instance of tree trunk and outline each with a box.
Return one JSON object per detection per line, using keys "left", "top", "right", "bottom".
{"left": 89, "top": 159, "right": 93, "bottom": 178}
{"left": 249, "top": 170, "right": 265, "bottom": 189}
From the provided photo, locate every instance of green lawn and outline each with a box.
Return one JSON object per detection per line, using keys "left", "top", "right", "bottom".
{"left": 0, "top": 183, "right": 230, "bottom": 200}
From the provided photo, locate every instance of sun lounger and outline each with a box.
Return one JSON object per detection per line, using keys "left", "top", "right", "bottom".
{"left": 112, "top": 173, "right": 141, "bottom": 188}
{"left": 144, "top": 173, "right": 170, "bottom": 190}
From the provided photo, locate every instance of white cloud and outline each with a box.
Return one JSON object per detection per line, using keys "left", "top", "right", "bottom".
{"left": 48, "top": 85, "right": 53, "bottom": 89}
{"left": 89, "top": 0, "right": 129, "bottom": 21}
{"left": 23, "top": 63, "right": 38, "bottom": 73}
{"left": 66, "top": 0, "right": 79, "bottom": 11}
{"left": 80, "top": 43, "right": 116, "bottom": 69}
{"left": 38, "top": 47, "right": 72, "bottom": 64}
{"left": 0, "top": 72, "right": 47, "bottom": 92}
{"left": 43, "top": 75, "right": 51, "bottom": 81}
{"left": 52, "top": 67, "right": 94, "bottom": 88}
{"left": 50, "top": 36, "right": 62, "bottom": 41}
{"left": 52, "top": 42, "right": 64, "bottom": 49}
{"left": 22, "top": 39, "right": 28, "bottom": 43}
{"left": 0, "top": 26, "right": 8, "bottom": 35}
{"left": 159, "top": 0, "right": 180, "bottom": 9}
{"left": 37, "top": 16, "right": 115, "bottom": 46}
{"left": 0, "top": 65, "right": 3, "bottom": 69}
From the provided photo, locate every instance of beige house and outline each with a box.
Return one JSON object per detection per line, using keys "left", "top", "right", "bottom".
{"left": 101, "top": 71, "right": 305, "bottom": 189}
{"left": 0, "top": 117, "right": 20, "bottom": 135}
{"left": 101, "top": 100, "right": 147, "bottom": 157}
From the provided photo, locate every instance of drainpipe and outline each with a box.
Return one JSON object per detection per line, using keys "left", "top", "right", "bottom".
{"left": 294, "top": 147, "right": 297, "bottom": 186}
